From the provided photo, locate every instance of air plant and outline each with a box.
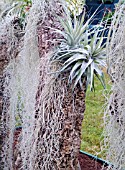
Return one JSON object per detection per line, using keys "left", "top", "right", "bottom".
{"left": 0, "top": 0, "right": 32, "bottom": 27}
{"left": 65, "top": 0, "right": 85, "bottom": 16}
{"left": 50, "top": 11, "right": 107, "bottom": 91}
